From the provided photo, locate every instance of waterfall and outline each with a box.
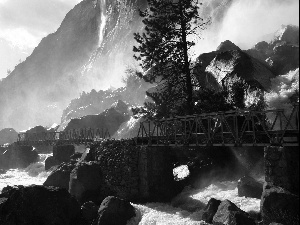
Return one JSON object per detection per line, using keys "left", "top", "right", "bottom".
{"left": 98, "top": 0, "right": 107, "bottom": 47}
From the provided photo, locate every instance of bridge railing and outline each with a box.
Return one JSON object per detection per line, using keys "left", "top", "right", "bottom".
{"left": 136, "top": 103, "right": 299, "bottom": 146}
{"left": 17, "top": 128, "right": 111, "bottom": 146}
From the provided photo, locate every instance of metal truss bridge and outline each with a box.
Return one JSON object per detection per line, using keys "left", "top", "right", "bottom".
{"left": 16, "top": 104, "right": 298, "bottom": 147}
{"left": 136, "top": 104, "right": 299, "bottom": 147}
{"left": 17, "top": 128, "right": 111, "bottom": 146}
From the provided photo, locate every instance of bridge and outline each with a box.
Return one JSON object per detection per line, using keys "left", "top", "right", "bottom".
{"left": 136, "top": 104, "right": 299, "bottom": 147}
{"left": 17, "top": 128, "right": 111, "bottom": 146}
{"left": 16, "top": 104, "right": 299, "bottom": 147}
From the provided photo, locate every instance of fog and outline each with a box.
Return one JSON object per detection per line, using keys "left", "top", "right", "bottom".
{"left": 194, "top": 0, "right": 299, "bottom": 55}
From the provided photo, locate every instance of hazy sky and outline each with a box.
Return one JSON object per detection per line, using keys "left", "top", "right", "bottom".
{"left": 0, "top": 0, "right": 81, "bottom": 79}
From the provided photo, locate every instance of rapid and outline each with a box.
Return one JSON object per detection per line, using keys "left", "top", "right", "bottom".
{"left": 0, "top": 157, "right": 261, "bottom": 224}
{"left": 0, "top": 153, "right": 51, "bottom": 192}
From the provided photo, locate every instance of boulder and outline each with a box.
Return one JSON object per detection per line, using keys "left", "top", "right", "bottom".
{"left": 212, "top": 200, "right": 256, "bottom": 225}
{"left": 260, "top": 185, "right": 299, "bottom": 225}
{"left": 237, "top": 176, "right": 263, "bottom": 199}
{"left": 0, "top": 145, "right": 38, "bottom": 170}
{"left": 45, "top": 155, "right": 60, "bottom": 170}
{"left": 93, "top": 196, "right": 136, "bottom": 225}
{"left": 69, "top": 161, "right": 104, "bottom": 204}
{"left": 201, "top": 198, "right": 222, "bottom": 224}
{"left": 205, "top": 49, "right": 275, "bottom": 91}
{"left": 43, "top": 162, "right": 77, "bottom": 190}
{"left": 81, "top": 201, "right": 99, "bottom": 224}
{"left": 53, "top": 145, "right": 75, "bottom": 163}
{"left": 0, "top": 185, "right": 81, "bottom": 225}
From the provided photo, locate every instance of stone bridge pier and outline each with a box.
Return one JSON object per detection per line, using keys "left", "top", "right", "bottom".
{"left": 136, "top": 146, "right": 266, "bottom": 200}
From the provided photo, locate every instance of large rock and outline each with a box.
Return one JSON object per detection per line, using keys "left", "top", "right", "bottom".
{"left": 212, "top": 200, "right": 256, "bottom": 225}
{"left": 205, "top": 49, "right": 275, "bottom": 91}
{"left": 0, "top": 144, "right": 38, "bottom": 170}
{"left": 69, "top": 161, "right": 104, "bottom": 204}
{"left": 0, "top": 185, "right": 81, "bottom": 225}
{"left": 201, "top": 198, "right": 222, "bottom": 224}
{"left": 237, "top": 176, "right": 263, "bottom": 199}
{"left": 0, "top": 128, "right": 18, "bottom": 145}
{"left": 260, "top": 185, "right": 299, "bottom": 225}
{"left": 43, "top": 162, "right": 77, "bottom": 190}
{"left": 93, "top": 196, "right": 136, "bottom": 225}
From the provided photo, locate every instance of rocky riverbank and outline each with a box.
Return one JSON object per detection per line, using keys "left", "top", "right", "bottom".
{"left": 1, "top": 140, "right": 298, "bottom": 224}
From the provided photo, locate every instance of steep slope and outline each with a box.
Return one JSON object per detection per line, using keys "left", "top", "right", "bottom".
{"left": 0, "top": 0, "right": 101, "bottom": 131}
{"left": 0, "top": 0, "right": 147, "bottom": 131}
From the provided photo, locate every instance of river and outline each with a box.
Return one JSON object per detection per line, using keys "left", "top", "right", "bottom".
{"left": 0, "top": 154, "right": 261, "bottom": 224}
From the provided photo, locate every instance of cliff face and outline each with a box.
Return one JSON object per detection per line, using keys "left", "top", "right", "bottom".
{"left": 193, "top": 25, "right": 299, "bottom": 91}
{"left": 0, "top": 0, "right": 101, "bottom": 131}
{"left": 0, "top": 0, "right": 147, "bottom": 131}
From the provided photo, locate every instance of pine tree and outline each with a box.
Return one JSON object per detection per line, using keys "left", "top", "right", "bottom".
{"left": 133, "top": 0, "right": 208, "bottom": 118}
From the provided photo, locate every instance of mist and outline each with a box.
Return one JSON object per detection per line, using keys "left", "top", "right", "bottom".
{"left": 194, "top": 0, "right": 299, "bottom": 55}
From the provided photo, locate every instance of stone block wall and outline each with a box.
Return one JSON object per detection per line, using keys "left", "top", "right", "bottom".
{"left": 91, "top": 141, "right": 179, "bottom": 202}
{"left": 264, "top": 146, "right": 299, "bottom": 195}
{"left": 93, "top": 141, "right": 141, "bottom": 201}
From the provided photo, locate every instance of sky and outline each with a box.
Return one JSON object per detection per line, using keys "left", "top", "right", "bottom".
{"left": 0, "top": 0, "right": 81, "bottom": 79}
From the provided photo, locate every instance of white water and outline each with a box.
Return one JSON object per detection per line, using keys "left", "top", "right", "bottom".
{"left": 0, "top": 153, "right": 51, "bottom": 192}
{"left": 0, "top": 155, "right": 261, "bottom": 224}
{"left": 98, "top": 0, "right": 107, "bottom": 47}
{"left": 127, "top": 181, "right": 261, "bottom": 225}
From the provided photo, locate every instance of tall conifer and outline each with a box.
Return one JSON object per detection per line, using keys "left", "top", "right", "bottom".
{"left": 133, "top": 0, "right": 208, "bottom": 118}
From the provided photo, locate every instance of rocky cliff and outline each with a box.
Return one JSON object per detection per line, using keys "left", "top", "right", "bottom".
{"left": 0, "top": 0, "right": 147, "bottom": 131}
{"left": 193, "top": 25, "right": 299, "bottom": 91}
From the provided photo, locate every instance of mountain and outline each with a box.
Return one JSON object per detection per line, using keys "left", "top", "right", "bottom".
{"left": 0, "top": 0, "right": 298, "bottom": 133}
{"left": 0, "top": 0, "right": 147, "bottom": 131}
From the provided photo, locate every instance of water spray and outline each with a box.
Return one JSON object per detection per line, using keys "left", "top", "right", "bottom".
{"left": 98, "top": 0, "right": 107, "bottom": 47}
